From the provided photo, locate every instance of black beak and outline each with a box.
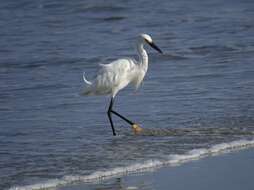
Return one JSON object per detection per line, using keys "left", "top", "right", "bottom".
{"left": 146, "top": 40, "right": 163, "bottom": 54}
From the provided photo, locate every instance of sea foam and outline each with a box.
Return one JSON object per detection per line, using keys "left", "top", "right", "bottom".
{"left": 10, "top": 139, "right": 254, "bottom": 190}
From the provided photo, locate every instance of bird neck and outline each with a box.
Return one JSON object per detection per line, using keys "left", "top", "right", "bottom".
{"left": 136, "top": 42, "right": 148, "bottom": 69}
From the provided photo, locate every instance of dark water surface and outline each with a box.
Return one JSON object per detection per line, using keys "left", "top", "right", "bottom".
{"left": 1, "top": 0, "right": 254, "bottom": 189}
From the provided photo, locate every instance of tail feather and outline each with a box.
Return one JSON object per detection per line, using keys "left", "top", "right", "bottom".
{"left": 83, "top": 72, "right": 92, "bottom": 85}
{"left": 80, "top": 72, "right": 93, "bottom": 96}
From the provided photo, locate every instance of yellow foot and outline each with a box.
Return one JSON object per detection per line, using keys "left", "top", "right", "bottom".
{"left": 131, "top": 124, "right": 143, "bottom": 135}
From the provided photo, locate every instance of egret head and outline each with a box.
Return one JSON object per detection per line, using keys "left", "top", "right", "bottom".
{"left": 139, "top": 33, "right": 163, "bottom": 54}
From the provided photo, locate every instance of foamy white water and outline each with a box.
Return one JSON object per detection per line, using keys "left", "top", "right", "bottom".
{"left": 9, "top": 139, "right": 254, "bottom": 190}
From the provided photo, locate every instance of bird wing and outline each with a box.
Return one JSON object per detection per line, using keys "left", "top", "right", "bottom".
{"left": 94, "top": 58, "right": 137, "bottom": 94}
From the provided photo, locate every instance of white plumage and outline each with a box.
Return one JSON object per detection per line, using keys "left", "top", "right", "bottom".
{"left": 83, "top": 58, "right": 145, "bottom": 97}
{"left": 82, "top": 33, "right": 163, "bottom": 136}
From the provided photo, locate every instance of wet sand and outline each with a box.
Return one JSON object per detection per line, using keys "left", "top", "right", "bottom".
{"left": 60, "top": 148, "right": 254, "bottom": 190}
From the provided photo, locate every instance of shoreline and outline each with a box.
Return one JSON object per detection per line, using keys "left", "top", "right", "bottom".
{"left": 10, "top": 139, "right": 254, "bottom": 190}
{"left": 61, "top": 147, "right": 254, "bottom": 190}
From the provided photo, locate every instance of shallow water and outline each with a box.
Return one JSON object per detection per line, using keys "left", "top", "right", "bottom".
{"left": 60, "top": 148, "right": 254, "bottom": 190}
{"left": 1, "top": 0, "right": 254, "bottom": 189}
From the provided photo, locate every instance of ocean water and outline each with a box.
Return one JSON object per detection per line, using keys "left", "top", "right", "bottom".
{"left": 1, "top": 0, "right": 254, "bottom": 189}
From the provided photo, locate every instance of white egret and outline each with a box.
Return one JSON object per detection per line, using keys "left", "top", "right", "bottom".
{"left": 82, "top": 34, "right": 163, "bottom": 136}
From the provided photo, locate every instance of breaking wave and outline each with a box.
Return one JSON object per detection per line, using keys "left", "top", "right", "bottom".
{"left": 10, "top": 139, "right": 254, "bottom": 190}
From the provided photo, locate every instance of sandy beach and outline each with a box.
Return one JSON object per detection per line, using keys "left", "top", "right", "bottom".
{"left": 59, "top": 147, "right": 254, "bottom": 190}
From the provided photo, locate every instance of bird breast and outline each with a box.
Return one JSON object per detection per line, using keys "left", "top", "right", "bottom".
{"left": 130, "top": 65, "right": 147, "bottom": 89}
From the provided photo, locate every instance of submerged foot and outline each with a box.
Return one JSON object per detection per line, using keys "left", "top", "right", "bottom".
{"left": 131, "top": 124, "right": 143, "bottom": 135}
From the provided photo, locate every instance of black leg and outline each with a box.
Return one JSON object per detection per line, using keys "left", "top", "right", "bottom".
{"left": 107, "top": 97, "right": 136, "bottom": 136}
{"left": 111, "top": 110, "right": 134, "bottom": 125}
{"left": 107, "top": 98, "right": 116, "bottom": 136}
